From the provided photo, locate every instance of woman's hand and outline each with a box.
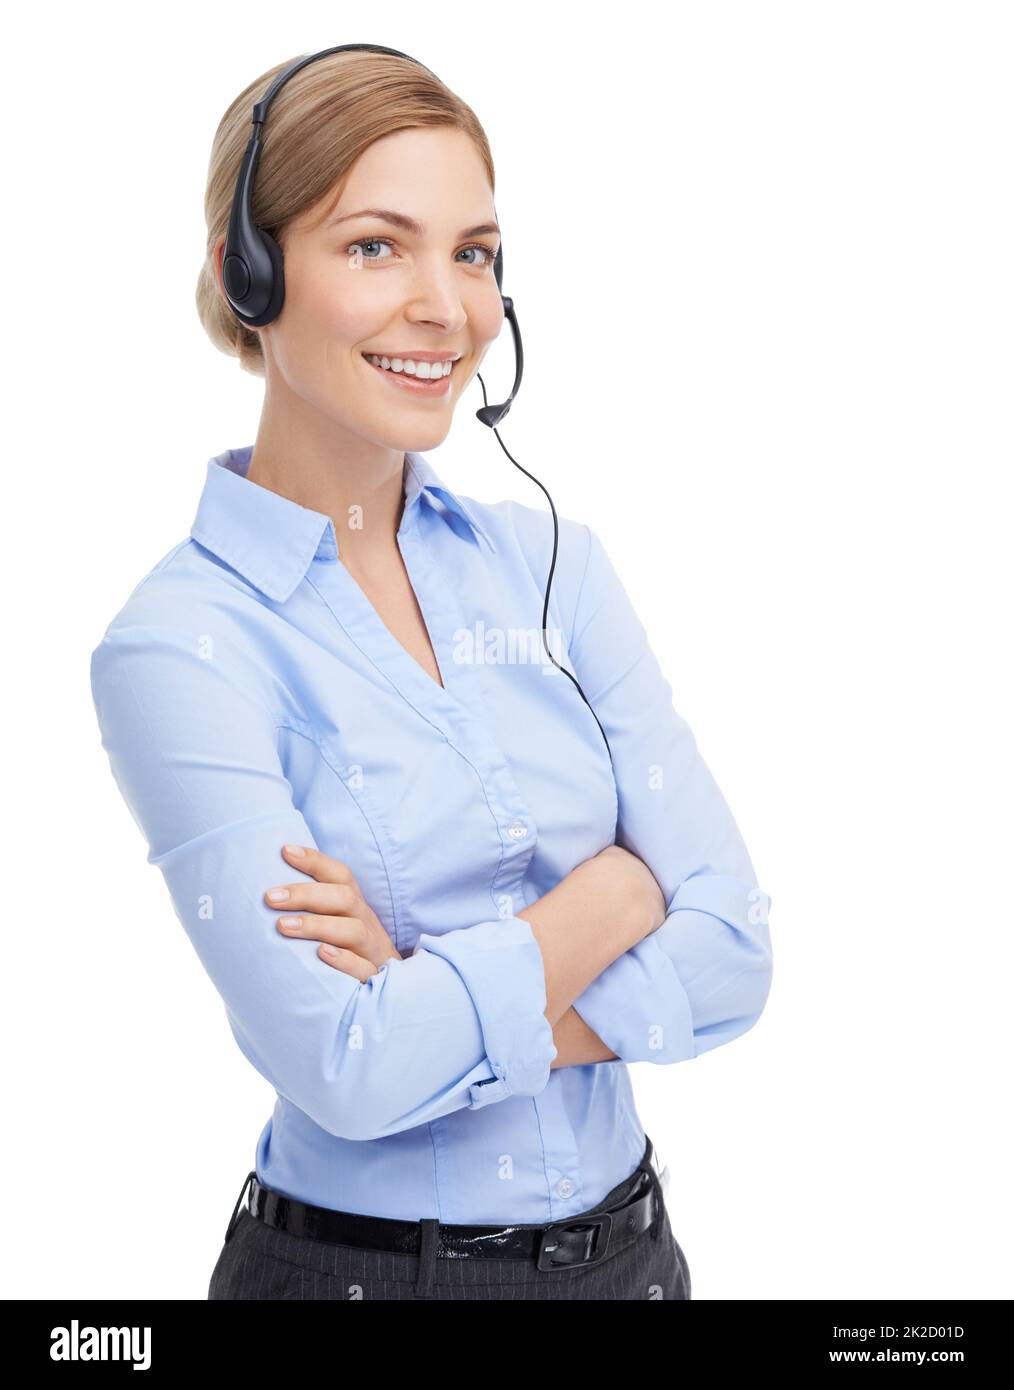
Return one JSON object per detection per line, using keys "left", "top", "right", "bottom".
{"left": 264, "top": 843, "right": 403, "bottom": 980}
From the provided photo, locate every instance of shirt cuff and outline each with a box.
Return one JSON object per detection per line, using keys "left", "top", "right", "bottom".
{"left": 572, "top": 932, "right": 696, "bottom": 1063}
{"left": 416, "top": 915, "right": 558, "bottom": 1107}
{"left": 573, "top": 874, "right": 774, "bottom": 1063}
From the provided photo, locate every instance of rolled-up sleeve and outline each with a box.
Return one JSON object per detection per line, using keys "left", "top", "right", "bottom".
{"left": 418, "top": 917, "right": 558, "bottom": 1106}
{"left": 90, "top": 621, "right": 557, "bottom": 1142}
{"left": 567, "top": 526, "right": 774, "bottom": 1063}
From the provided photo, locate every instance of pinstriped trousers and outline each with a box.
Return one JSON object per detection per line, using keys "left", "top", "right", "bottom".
{"left": 208, "top": 1137, "right": 692, "bottom": 1301}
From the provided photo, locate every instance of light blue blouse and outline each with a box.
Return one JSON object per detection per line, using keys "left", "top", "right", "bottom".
{"left": 89, "top": 445, "right": 773, "bottom": 1223}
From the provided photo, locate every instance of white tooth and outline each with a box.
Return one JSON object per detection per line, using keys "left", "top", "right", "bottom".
{"left": 371, "top": 356, "right": 455, "bottom": 377}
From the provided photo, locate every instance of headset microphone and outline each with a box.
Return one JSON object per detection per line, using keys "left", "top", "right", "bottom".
{"left": 223, "top": 42, "right": 612, "bottom": 764}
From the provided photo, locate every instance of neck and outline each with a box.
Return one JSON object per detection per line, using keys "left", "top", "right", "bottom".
{"left": 247, "top": 410, "right": 406, "bottom": 571}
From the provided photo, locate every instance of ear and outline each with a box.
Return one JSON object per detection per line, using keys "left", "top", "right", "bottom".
{"left": 212, "top": 234, "right": 228, "bottom": 303}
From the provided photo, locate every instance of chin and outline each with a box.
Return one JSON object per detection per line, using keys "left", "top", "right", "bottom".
{"left": 365, "top": 418, "right": 454, "bottom": 456}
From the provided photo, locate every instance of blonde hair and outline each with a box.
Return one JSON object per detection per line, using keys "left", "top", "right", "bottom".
{"left": 195, "top": 50, "right": 496, "bottom": 376}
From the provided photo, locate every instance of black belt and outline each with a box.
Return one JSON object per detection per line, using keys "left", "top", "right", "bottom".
{"left": 228, "top": 1142, "right": 665, "bottom": 1273}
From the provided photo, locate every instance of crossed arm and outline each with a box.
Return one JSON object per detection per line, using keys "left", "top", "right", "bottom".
{"left": 261, "top": 839, "right": 667, "bottom": 1070}
{"left": 92, "top": 521, "right": 771, "bottom": 1137}
{"left": 548, "top": 1006, "right": 617, "bottom": 1068}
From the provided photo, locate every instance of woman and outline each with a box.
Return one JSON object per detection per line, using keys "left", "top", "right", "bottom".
{"left": 90, "top": 45, "right": 772, "bottom": 1300}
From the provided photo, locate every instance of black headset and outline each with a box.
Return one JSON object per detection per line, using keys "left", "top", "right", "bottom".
{"left": 221, "top": 43, "right": 612, "bottom": 765}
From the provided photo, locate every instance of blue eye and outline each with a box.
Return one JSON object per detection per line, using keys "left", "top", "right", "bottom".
{"left": 344, "top": 236, "right": 499, "bottom": 269}
{"left": 348, "top": 238, "right": 394, "bottom": 262}
{"left": 457, "top": 244, "right": 497, "bottom": 267}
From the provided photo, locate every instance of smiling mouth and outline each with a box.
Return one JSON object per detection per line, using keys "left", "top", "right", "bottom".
{"left": 360, "top": 354, "right": 460, "bottom": 398}
{"left": 361, "top": 353, "right": 458, "bottom": 379}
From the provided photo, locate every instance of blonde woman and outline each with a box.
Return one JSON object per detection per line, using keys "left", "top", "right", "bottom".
{"left": 90, "top": 44, "right": 772, "bottom": 1301}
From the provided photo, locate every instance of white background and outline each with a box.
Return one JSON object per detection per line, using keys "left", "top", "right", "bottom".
{"left": 3, "top": 0, "right": 1011, "bottom": 1300}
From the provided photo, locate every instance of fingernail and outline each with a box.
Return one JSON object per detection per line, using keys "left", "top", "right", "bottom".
{"left": 283, "top": 844, "right": 305, "bottom": 857}
{"left": 278, "top": 917, "right": 302, "bottom": 930}
{"left": 267, "top": 888, "right": 289, "bottom": 902}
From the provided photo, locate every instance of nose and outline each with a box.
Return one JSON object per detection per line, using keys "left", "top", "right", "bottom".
{"left": 402, "top": 251, "right": 468, "bottom": 331}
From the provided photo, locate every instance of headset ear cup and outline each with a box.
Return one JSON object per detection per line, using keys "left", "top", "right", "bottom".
{"left": 493, "top": 243, "right": 504, "bottom": 294}
{"left": 241, "top": 228, "right": 286, "bottom": 328}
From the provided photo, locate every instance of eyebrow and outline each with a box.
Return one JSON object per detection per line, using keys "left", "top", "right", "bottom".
{"left": 326, "top": 207, "right": 500, "bottom": 240}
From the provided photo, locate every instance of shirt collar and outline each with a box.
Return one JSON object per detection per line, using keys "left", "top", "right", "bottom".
{"left": 190, "top": 445, "right": 496, "bottom": 604}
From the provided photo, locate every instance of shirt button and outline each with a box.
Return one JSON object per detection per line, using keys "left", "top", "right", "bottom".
{"left": 507, "top": 820, "right": 528, "bottom": 839}
{"left": 556, "top": 1177, "right": 574, "bottom": 1198}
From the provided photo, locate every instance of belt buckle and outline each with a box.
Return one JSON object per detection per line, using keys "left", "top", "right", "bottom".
{"left": 536, "top": 1210, "right": 613, "bottom": 1272}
